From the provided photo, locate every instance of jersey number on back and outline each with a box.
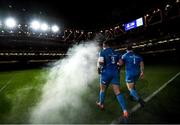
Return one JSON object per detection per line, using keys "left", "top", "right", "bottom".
{"left": 111, "top": 56, "right": 116, "bottom": 64}
{"left": 133, "top": 55, "right": 136, "bottom": 64}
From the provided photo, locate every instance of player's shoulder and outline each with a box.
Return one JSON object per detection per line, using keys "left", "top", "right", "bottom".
{"left": 122, "top": 51, "right": 129, "bottom": 58}
{"left": 134, "top": 53, "right": 143, "bottom": 60}
{"left": 103, "top": 47, "right": 114, "bottom": 54}
{"left": 100, "top": 49, "right": 104, "bottom": 53}
{"left": 122, "top": 52, "right": 128, "bottom": 56}
{"left": 113, "top": 50, "right": 121, "bottom": 55}
{"left": 99, "top": 49, "right": 105, "bottom": 56}
{"left": 134, "top": 53, "right": 142, "bottom": 58}
{"left": 100, "top": 48, "right": 111, "bottom": 56}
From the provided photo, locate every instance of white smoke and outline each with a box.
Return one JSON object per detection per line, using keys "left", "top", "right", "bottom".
{"left": 30, "top": 41, "right": 99, "bottom": 123}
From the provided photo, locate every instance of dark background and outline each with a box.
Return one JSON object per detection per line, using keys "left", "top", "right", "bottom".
{"left": 0, "top": 0, "right": 172, "bottom": 30}
{"left": 0, "top": 0, "right": 179, "bottom": 70}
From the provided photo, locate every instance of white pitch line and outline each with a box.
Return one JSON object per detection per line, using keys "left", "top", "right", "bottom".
{"left": 144, "top": 72, "right": 180, "bottom": 102}
{"left": 0, "top": 77, "right": 14, "bottom": 92}
{"left": 112, "top": 71, "right": 180, "bottom": 124}
{"left": 130, "top": 71, "right": 180, "bottom": 114}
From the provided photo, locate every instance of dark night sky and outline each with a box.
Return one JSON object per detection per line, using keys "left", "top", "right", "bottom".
{"left": 0, "top": 0, "right": 170, "bottom": 30}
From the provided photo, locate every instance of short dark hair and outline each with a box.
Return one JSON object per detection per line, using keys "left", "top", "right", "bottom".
{"left": 103, "top": 39, "right": 113, "bottom": 46}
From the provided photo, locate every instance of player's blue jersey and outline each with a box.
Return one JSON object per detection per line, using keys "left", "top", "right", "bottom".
{"left": 99, "top": 48, "right": 121, "bottom": 71}
{"left": 99, "top": 47, "right": 121, "bottom": 85}
{"left": 122, "top": 51, "right": 143, "bottom": 75}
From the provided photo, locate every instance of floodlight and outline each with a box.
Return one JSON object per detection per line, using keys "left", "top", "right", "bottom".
{"left": 31, "top": 20, "right": 40, "bottom": 30}
{"left": 41, "top": 23, "right": 48, "bottom": 31}
{"left": 51, "top": 25, "right": 59, "bottom": 33}
{"left": 5, "top": 17, "right": 17, "bottom": 28}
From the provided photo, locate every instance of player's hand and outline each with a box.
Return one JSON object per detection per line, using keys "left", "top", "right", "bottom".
{"left": 117, "top": 63, "right": 121, "bottom": 72}
{"left": 140, "top": 72, "right": 144, "bottom": 79}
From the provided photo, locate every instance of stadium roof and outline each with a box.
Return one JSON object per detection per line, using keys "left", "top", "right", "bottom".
{"left": 0, "top": 0, "right": 172, "bottom": 30}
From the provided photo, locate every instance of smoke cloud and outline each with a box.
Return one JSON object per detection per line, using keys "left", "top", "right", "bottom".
{"left": 30, "top": 41, "right": 99, "bottom": 123}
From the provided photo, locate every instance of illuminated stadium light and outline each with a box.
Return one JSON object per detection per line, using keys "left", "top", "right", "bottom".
{"left": 153, "top": 10, "right": 156, "bottom": 14}
{"left": 165, "top": 4, "right": 171, "bottom": 11}
{"left": 169, "top": 39, "right": 175, "bottom": 42}
{"left": 175, "top": 37, "right": 180, "bottom": 41}
{"left": 51, "top": 25, "right": 59, "bottom": 32}
{"left": 41, "top": 23, "right": 49, "bottom": 31}
{"left": 18, "top": 24, "right": 21, "bottom": 28}
{"left": 5, "top": 17, "right": 17, "bottom": 28}
{"left": 114, "top": 26, "right": 120, "bottom": 29}
{"left": 158, "top": 40, "right": 167, "bottom": 44}
{"left": 30, "top": 20, "right": 40, "bottom": 30}
{"left": 146, "top": 14, "right": 149, "bottom": 17}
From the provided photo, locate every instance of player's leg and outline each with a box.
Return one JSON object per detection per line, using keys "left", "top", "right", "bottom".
{"left": 112, "top": 84, "right": 128, "bottom": 118}
{"left": 96, "top": 73, "right": 109, "bottom": 110}
{"left": 97, "top": 84, "right": 106, "bottom": 104}
{"left": 112, "top": 71, "right": 128, "bottom": 118}
{"left": 126, "top": 82, "right": 140, "bottom": 101}
{"left": 126, "top": 77, "right": 145, "bottom": 107}
{"left": 126, "top": 74, "right": 140, "bottom": 101}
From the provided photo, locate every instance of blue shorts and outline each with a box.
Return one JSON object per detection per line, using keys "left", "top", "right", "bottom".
{"left": 125, "top": 73, "right": 140, "bottom": 83}
{"left": 100, "top": 70, "right": 120, "bottom": 86}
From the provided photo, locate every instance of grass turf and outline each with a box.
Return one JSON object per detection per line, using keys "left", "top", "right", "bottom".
{"left": 128, "top": 75, "right": 180, "bottom": 123}
{"left": 0, "top": 64, "right": 179, "bottom": 123}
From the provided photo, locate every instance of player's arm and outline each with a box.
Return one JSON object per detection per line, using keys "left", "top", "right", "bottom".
{"left": 119, "top": 54, "right": 126, "bottom": 67}
{"left": 118, "top": 59, "right": 124, "bottom": 67}
{"left": 116, "top": 59, "right": 123, "bottom": 72}
{"left": 98, "top": 57, "right": 104, "bottom": 65}
{"left": 97, "top": 52, "right": 104, "bottom": 74}
{"left": 140, "top": 61, "right": 144, "bottom": 79}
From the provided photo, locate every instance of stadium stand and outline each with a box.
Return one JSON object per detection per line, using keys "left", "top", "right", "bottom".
{"left": 0, "top": 1, "right": 179, "bottom": 67}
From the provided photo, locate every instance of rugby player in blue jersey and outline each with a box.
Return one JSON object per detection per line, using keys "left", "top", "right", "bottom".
{"left": 120, "top": 44, "right": 145, "bottom": 107}
{"left": 96, "top": 40, "right": 128, "bottom": 119}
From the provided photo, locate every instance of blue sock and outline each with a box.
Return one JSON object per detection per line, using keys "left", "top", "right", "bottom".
{"left": 130, "top": 89, "right": 139, "bottom": 101}
{"left": 116, "top": 93, "right": 127, "bottom": 111}
{"left": 99, "top": 91, "right": 105, "bottom": 104}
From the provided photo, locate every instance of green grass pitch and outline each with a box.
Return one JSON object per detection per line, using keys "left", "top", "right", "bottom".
{"left": 0, "top": 64, "right": 179, "bottom": 123}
